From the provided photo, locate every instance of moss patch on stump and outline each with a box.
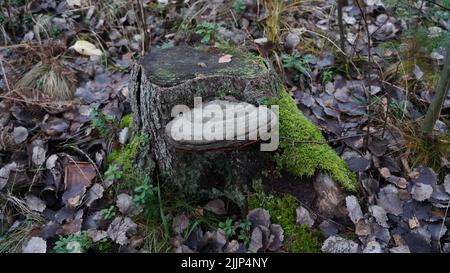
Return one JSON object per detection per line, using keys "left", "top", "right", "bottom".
{"left": 273, "top": 90, "right": 357, "bottom": 191}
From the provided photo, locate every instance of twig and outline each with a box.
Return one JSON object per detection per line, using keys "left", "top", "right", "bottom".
{"left": 439, "top": 199, "right": 450, "bottom": 252}
{"left": 0, "top": 58, "right": 10, "bottom": 92}
{"left": 424, "top": 0, "right": 450, "bottom": 11}
{"left": 337, "top": 0, "right": 346, "bottom": 54}
{"left": 355, "top": 1, "right": 373, "bottom": 152}
{"left": 0, "top": 94, "right": 73, "bottom": 110}
{"left": 289, "top": 194, "right": 353, "bottom": 232}
{"left": 281, "top": 133, "right": 367, "bottom": 145}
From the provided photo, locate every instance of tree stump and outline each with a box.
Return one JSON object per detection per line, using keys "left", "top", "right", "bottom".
{"left": 129, "top": 46, "right": 280, "bottom": 204}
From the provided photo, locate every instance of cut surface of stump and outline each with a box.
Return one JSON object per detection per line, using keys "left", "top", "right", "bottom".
{"left": 130, "top": 46, "right": 279, "bottom": 204}
{"left": 142, "top": 46, "right": 265, "bottom": 87}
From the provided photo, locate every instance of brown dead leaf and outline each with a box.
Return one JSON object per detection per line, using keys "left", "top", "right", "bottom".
{"left": 64, "top": 162, "right": 96, "bottom": 190}
{"left": 58, "top": 219, "right": 82, "bottom": 236}
{"left": 62, "top": 162, "right": 96, "bottom": 208}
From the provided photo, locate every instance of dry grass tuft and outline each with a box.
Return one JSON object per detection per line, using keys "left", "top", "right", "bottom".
{"left": 401, "top": 122, "right": 450, "bottom": 171}
{"left": 15, "top": 60, "right": 75, "bottom": 101}
{"left": 0, "top": 194, "right": 45, "bottom": 253}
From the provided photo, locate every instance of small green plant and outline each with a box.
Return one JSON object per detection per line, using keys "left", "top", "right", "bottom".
{"left": 322, "top": 69, "right": 334, "bottom": 83}
{"left": 158, "top": 42, "right": 175, "bottom": 49}
{"left": 120, "top": 114, "right": 133, "bottom": 129}
{"left": 93, "top": 238, "right": 111, "bottom": 253}
{"left": 218, "top": 217, "right": 236, "bottom": 238}
{"left": 104, "top": 164, "right": 123, "bottom": 181}
{"left": 133, "top": 176, "right": 157, "bottom": 206}
{"left": 232, "top": 0, "right": 246, "bottom": 15}
{"left": 237, "top": 220, "right": 252, "bottom": 245}
{"left": 107, "top": 133, "right": 149, "bottom": 189}
{"left": 89, "top": 108, "right": 116, "bottom": 138}
{"left": 282, "top": 51, "right": 312, "bottom": 80}
{"left": 12, "top": 0, "right": 27, "bottom": 6}
{"left": 248, "top": 182, "right": 323, "bottom": 253}
{"left": 0, "top": 215, "right": 44, "bottom": 253}
{"left": 101, "top": 205, "right": 117, "bottom": 220}
{"left": 51, "top": 27, "right": 62, "bottom": 38}
{"left": 195, "top": 22, "right": 217, "bottom": 44}
{"left": 389, "top": 99, "right": 407, "bottom": 119}
{"left": 53, "top": 232, "right": 92, "bottom": 253}
{"left": 22, "top": 14, "right": 33, "bottom": 27}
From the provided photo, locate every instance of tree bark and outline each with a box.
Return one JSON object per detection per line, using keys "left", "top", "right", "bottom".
{"left": 129, "top": 46, "right": 280, "bottom": 203}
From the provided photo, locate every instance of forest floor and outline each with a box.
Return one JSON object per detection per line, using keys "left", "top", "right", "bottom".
{"left": 0, "top": 0, "right": 449, "bottom": 253}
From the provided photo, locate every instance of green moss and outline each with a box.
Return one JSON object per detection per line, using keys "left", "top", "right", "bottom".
{"left": 248, "top": 184, "right": 322, "bottom": 253}
{"left": 154, "top": 67, "right": 177, "bottom": 83}
{"left": 269, "top": 90, "right": 357, "bottom": 191}
{"left": 107, "top": 133, "right": 146, "bottom": 190}
{"left": 215, "top": 43, "right": 269, "bottom": 71}
{"left": 121, "top": 114, "right": 133, "bottom": 129}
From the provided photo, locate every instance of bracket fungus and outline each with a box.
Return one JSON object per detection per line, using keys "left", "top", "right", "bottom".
{"left": 165, "top": 99, "right": 279, "bottom": 151}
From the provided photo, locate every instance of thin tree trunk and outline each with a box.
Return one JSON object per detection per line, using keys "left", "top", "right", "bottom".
{"left": 337, "top": 0, "right": 346, "bottom": 54}
{"left": 421, "top": 41, "right": 450, "bottom": 135}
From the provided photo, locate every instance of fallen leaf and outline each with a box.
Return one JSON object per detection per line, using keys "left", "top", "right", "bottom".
{"left": 296, "top": 206, "right": 314, "bottom": 227}
{"left": 88, "top": 230, "right": 108, "bottom": 242}
{"left": 0, "top": 162, "right": 17, "bottom": 191}
{"left": 62, "top": 182, "right": 86, "bottom": 208}
{"left": 443, "top": 174, "right": 450, "bottom": 194}
{"left": 321, "top": 236, "right": 359, "bottom": 253}
{"left": 363, "top": 241, "right": 382, "bottom": 253}
{"left": 218, "top": 54, "right": 232, "bottom": 63}
{"left": 107, "top": 217, "right": 138, "bottom": 245}
{"left": 413, "top": 65, "right": 424, "bottom": 80}
{"left": 369, "top": 205, "right": 389, "bottom": 228}
{"left": 23, "top": 237, "right": 47, "bottom": 253}
{"left": 64, "top": 162, "right": 97, "bottom": 190}
{"left": 267, "top": 224, "right": 284, "bottom": 252}
{"left": 32, "top": 145, "right": 46, "bottom": 166}
{"left": 247, "top": 208, "right": 271, "bottom": 228}
{"left": 389, "top": 246, "right": 410, "bottom": 253}
{"left": 66, "top": 0, "right": 82, "bottom": 7}
{"left": 204, "top": 199, "right": 226, "bottom": 216}
{"left": 85, "top": 183, "right": 104, "bottom": 207}
{"left": 46, "top": 154, "right": 59, "bottom": 170}
{"left": 25, "top": 195, "right": 46, "bottom": 212}
{"left": 378, "top": 185, "right": 403, "bottom": 216}
{"left": 319, "top": 220, "right": 339, "bottom": 236}
{"left": 248, "top": 226, "right": 264, "bottom": 253}
{"left": 408, "top": 217, "right": 420, "bottom": 229}
{"left": 211, "top": 229, "right": 228, "bottom": 252}
{"left": 119, "top": 128, "right": 130, "bottom": 145}
{"left": 345, "top": 196, "right": 364, "bottom": 224}
{"left": 70, "top": 40, "right": 103, "bottom": 56}
{"left": 172, "top": 214, "right": 190, "bottom": 234}
{"left": 13, "top": 126, "right": 28, "bottom": 144}
{"left": 116, "top": 193, "right": 141, "bottom": 215}
{"left": 41, "top": 118, "right": 69, "bottom": 136}
{"left": 411, "top": 183, "right": 433, "bottom": 202}
{"left": 404, "top": 228, "right": 432, "bottom": 253}
{"left": 224, "top": 240, "right": 240, "bottom": 253}
{"left": 58, "top": 219, "right": 82, "bottom": 235}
